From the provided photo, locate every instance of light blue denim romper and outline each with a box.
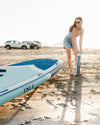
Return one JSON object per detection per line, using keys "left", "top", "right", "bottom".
{"left": 63, "top": 32, "right": 77, "bottom": 49}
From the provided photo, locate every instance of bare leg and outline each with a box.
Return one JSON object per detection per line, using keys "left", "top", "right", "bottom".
{"left": 65, "top": 48, "right": 74, "bottom": 75}
{"left": 74, "top": 53, "right": 77, "bottom": 65}
{"left": 72, "top": 48, "right": 78, "bottom": 65}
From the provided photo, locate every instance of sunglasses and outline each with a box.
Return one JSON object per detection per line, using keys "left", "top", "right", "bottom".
{"left": 75, "top": 21, "right": 80, "bottom": 24}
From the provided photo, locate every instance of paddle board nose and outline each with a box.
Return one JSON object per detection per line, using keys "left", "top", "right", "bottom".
{"left": 0, "top": 58, "right": 61, "bottom": 105}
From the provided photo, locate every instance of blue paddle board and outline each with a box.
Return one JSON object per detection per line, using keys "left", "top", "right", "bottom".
{"left": 0, "top": 58, "right": 61, "bottom": 105}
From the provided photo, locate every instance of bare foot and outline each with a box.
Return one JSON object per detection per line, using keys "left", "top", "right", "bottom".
{"left": 69, "top": 71, "right": 74, "bottom": 75}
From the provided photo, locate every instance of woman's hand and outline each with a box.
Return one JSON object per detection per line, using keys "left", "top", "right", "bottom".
{"left": 80, "top": 50, "right": 83, "bottom": 54}
{"left": 74, "top": 50, "right": 79, "bottom": 54}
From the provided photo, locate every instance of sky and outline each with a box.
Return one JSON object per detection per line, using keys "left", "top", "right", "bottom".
{"left": 0, "top": 0, "right": 100, "bottom": 49}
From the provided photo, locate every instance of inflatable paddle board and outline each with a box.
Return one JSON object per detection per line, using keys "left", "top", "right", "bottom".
{"left": 0, "top": 58, "right": 61, "bottom": 105}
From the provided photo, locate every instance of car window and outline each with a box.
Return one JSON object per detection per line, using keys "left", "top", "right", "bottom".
{"left": 16, "top": 41, "right": 20, "bottom": 44}
{"left": 7, "top": 41, "right": 10, "bottom": 43}
{"left": 11, "top": 41, "right": 14, "bottom": 43}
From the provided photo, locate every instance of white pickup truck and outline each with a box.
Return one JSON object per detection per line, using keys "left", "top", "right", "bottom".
{"left": 5, "top": 40, "right": 30, "bottom": 50}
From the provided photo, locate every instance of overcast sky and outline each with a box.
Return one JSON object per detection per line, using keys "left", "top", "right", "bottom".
{"left": 0, "top": 0, "right": 100, "bottom": 48}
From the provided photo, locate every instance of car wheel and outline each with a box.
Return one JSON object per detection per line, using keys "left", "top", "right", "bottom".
{"left": 33, "top": 45, "right": 38, "bottom": 49}
{"left": 22, "top": 46, "right": 27, "bottom": 50}
{"left": 6, "top": 45, "right": 11, "bottom": 50}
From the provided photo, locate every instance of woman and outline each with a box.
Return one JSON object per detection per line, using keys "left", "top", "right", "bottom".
{"left": 63, "top": 17, "right": 84, "bottom": 75}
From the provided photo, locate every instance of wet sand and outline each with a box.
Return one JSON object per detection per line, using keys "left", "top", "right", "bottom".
{"left": 0, "top": 47, "right": 100, "bottom": 125}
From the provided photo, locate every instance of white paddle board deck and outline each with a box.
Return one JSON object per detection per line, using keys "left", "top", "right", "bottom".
{"left": 0, "top": 58, "right": 61, "bottom": 105}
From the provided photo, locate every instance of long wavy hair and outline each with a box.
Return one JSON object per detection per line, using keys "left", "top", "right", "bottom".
{"left": 69, "top": 17, "right": 83, "bottom": 32}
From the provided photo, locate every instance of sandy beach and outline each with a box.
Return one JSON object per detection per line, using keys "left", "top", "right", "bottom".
{"left": 0, "top": 47, "right": 100, "bottom": 125}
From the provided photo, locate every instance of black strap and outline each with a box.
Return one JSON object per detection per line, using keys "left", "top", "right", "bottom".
{"left": 0, "top": 69, "right": 6, "bottom": 72}
{"left": 0, "top": 74, "right": 3, "bottom": 76}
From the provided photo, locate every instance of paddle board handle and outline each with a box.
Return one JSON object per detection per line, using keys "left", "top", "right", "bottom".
{"left": 0, "top": 74, "right": 3, "bottom": 77}
{"left": 77, "top": 52, "right": 81, "bottom": 57}
{"left": 0, "top": 69, "right": 6, "bottom": 72}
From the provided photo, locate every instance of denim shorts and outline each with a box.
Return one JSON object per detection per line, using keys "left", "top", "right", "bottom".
{"left": 63, "top": 35, "right": 73, "bottom": 49}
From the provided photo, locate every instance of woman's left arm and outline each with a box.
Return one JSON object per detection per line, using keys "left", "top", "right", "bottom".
{"left": 79, "top": 28, "right": 84, "bottom": 53}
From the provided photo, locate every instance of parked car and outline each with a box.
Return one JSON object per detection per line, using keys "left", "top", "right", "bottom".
{"left": 22, "top": 41, "right": 42, "bottom": 49}
{"left": 5, "top": 40, "right": 30, "bottom": 50}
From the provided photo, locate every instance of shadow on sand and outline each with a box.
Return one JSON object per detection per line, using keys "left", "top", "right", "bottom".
{"left": 5, "top": 87, "right": 38, "bottom": 125}
{"left": 2, "top": 75, "right": 84, "bottom": 125}
{"left": 61, "top": 75, "right": 83, "bottom": 125}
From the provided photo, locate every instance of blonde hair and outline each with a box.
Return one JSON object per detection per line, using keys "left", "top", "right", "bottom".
{"left": 69, "top": 17, "right": 83, "bottom": 32}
